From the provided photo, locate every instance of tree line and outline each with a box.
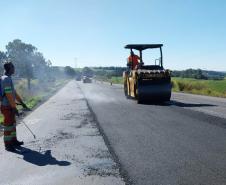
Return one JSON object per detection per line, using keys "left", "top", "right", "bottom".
{"left": 0, "top": 39, "right": 68, "bottom": 89}
{"left": 86, "top": 67, "right": 226, "bottom": 80}
{"left": 172, "top": 69, "right": 225, "bottom": 80}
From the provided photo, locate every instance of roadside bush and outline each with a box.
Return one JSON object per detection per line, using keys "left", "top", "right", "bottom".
{"left": 207, "top": 89, "right": 212, "bottom": 95}
{"left": 171, "top": 81, "right": 176, "bottom": 89}
{"left": 188, "top": 82, "right": 206, "bottom": 91}
{"left": 177, "top": 81, "right": 186, "bottom": 91}
{"left": 177, "top": 81, "right": 206, "bottom": 92}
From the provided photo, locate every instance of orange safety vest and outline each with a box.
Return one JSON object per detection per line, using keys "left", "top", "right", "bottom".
{"left": 128, "top": 55, "right": 140, "bottom": 69}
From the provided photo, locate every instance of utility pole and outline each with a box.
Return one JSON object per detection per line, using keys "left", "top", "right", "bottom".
{"left": 74, "top": 57, "right": 78, "bottom": 69}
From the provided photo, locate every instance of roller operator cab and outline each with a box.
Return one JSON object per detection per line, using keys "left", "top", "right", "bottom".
{"left": 123, "top": 44, "right": 172, "bottom": 103}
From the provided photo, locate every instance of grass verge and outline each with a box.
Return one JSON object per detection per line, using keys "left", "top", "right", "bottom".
{"left": 172, "top": 77, "right": 226, "bottom": 98}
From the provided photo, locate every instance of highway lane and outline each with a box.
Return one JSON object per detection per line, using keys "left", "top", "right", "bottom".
{"left": 79, "top": 81, "right": 226, "bottom": 185}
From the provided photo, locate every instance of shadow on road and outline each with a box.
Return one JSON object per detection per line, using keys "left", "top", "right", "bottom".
{"left": 140, "top": 100, "right": 216, "bottom": 107}
{"left": 167, "top": 100, "right": 217, "bottom": 108}
{"left": 13, "top": 147, "right": 71, "bottom": 167}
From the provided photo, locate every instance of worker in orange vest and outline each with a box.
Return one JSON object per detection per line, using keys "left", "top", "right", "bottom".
{"left": 1, "top": 61, "right": 28, "bottom": 152}
{"left": 127, "top": 51, "right": 140, "bottom": 70}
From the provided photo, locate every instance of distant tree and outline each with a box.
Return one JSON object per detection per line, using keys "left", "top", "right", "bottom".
{"left": 171, "top": 69, "right": 207, "bottom": 79}
{"left": 92, "top": 67, "right": 126, "bottom": 78}
{"left": 0, "top": 51, "right": 7, "bottom": 63}
{"left": 194, "top": 69, "right": 207, "bottom": 80}
{"left": 0, "top": 51, "right": 7, "bottom": 74}
{"left": 32, "top": 52, "right": 50, "bottom": 80}
{"left": 5, "top": 39, "right": 54, "bottom": 88}
{"left": 50, "top": 66, "right": 65, "bottom": 80}
{"left": 46, "top": 60, "right": 52, "bottom": 67}
{"left": 64, "top": 66, "right": 75, "bottom": 78}
{"left": 6, "top": 39, "right": 37, "bottom": 89}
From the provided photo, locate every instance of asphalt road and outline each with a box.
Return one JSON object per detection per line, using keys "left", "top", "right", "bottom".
{"left": 80, "top": 81, "right": 226, "bottom": 185}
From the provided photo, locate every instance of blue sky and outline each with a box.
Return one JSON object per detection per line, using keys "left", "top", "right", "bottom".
{"left": 0, "top": 0, "right": 225, "bottom": 70}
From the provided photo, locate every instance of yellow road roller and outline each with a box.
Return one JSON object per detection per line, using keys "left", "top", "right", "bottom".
{"left": 123, "top": 44, "right": 172, "bottom": 103}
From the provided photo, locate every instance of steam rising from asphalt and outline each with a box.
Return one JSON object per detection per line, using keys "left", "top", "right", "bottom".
{"left": 85, "top": 91, "right": 117, "bottom": 103}
{"left": 80, "top": 81, "right": 117, "bottom": 104}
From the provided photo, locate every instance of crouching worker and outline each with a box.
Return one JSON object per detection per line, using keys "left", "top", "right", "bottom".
{"left": 1, "top": 61, "right": 28, "bottom": 152}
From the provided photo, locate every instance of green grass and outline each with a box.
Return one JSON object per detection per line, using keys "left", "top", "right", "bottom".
{"left": 172, "top": 77, "right": 226, "bottom": 97}
{"left": 109, "top": 76, "right": 123, "bottom": 84}
{"left": 0, "top": 117, "right": 3, "bottom": 126}
{"left": 25, "top": 96, "right": 42, "bottom": 109}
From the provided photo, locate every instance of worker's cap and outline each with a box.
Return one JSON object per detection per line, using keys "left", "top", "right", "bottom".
{"left": 3, "top": 59, "right": 14, "bottom": 72}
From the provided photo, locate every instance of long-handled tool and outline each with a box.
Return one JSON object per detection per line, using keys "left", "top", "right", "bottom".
{"left": 21, "top": 120, "right": 36, "bottom": 139}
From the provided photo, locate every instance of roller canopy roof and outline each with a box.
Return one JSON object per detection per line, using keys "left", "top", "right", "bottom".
{"left": 125, "top": 44, "right": 163, "bottom": 50}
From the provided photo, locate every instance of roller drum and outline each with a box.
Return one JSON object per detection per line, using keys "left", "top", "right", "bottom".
{"left": 137, "top": 81, "right": 172, "bottom": 102}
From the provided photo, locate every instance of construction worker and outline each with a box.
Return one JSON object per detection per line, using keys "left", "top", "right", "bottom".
{"left": 1, "top": 61, "right": 28, "bottom": 152}
{"left": 127, "top": 51, "right": 140, "bottom": 70}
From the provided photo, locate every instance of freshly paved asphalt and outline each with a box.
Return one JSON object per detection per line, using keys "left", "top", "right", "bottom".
{"left": 80, "top": 81, "right": 226, "bottom": 185}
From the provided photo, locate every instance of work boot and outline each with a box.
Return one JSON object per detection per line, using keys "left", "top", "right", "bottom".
{"left": 13, "top": 140, "right": 24, "bottom": 146}
{"left": 5, "top": 145, "right": 16, "bottom": 152}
